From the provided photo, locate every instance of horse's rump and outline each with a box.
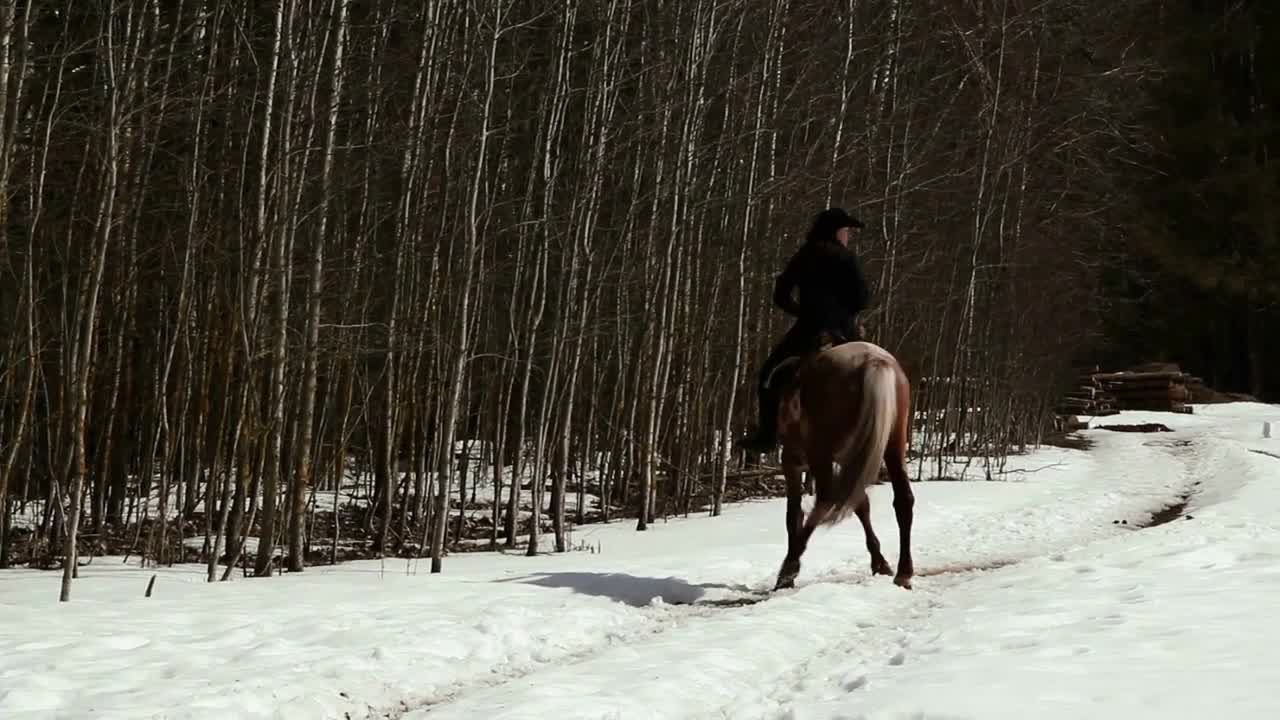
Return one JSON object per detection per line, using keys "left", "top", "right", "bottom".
{"left": 794, "top": 343, "right": 902, "bottom": 526}
{"left": 826, "top": 356, "right": 898, "bottom": 524}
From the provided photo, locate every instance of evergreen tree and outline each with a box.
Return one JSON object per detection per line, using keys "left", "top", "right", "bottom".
{"left": 1118, "top": 0, "right": 1280, "bottom": 398}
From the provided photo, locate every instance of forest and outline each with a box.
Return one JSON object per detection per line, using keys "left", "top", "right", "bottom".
{"left": 0, "top": 0, "right": 1273, "bottom": 599}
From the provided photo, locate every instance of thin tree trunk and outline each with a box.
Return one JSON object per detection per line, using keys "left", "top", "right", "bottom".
{"left": 255, "top": 0, "right": 302, "bottom": 578}
{"left": 63, "top": 8, "right": 130, "bottom": 602}
{"left": 431, "top": 2, "right": 504, "bottom": 573}
{"left": 288, "top": 0, "right": 349, "bottom": 573}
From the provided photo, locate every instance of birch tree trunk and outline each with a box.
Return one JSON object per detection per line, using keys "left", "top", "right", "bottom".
{"left": 430, "top": 1, "right": 504, "bottom": 572}
{"left": 63, "top": 5, "right": 133, "bottom": 601}
{"left": 254, "top": 0, "right": 296, "bottom": 577}
{"left": 288, "top": 0, "right": 349, "bottom": 573}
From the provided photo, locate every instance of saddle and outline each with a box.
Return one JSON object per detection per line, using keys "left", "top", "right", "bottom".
{"left": 763, "top": 330, "right": 849, "bottom": 392}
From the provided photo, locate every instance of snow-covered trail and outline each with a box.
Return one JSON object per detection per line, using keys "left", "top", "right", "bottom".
{"left": 771, "top": 412, "right": 1280, "bottom": 720}
{"left": 403, "top": 423, "right": 1199, "bottom": 720}
{"left": 2, "top": 404, "right": 1277, "bottom": 720}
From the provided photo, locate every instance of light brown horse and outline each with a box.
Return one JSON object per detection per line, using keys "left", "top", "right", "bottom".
{"left": 768, "top": 339, "right": 914, "bottom": 591}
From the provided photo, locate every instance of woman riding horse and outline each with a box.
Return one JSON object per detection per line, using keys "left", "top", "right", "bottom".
{"left": 737, "top": 207, "right": 871, "bottom": 454}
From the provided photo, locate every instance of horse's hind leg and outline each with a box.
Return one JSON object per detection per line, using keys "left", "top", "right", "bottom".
{"left": 855, "top": 497, "right": 892, "bottom": 576}
{"left": 885, "top": 385, "right": 915, "bottom": 589}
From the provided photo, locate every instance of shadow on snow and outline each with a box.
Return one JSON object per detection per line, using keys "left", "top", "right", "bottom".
{"left": 499, "top": 571, "right": 762, "bottom": 608}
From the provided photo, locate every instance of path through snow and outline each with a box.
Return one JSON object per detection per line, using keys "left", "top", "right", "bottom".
{"left": 2, "top": 404, "right": 1278, "bottom": 719}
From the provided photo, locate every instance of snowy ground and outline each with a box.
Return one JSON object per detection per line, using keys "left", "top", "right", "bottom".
{"left": 3, "top": 403, "right": 1280, "bottom": 719}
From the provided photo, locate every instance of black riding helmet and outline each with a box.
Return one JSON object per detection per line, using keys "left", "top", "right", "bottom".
{"left": 806, "top": 207, "right": 864, "bottom": 243}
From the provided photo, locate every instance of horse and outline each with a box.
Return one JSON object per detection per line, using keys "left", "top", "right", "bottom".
{"left": 765, "top": 338, "right": 914, "bottom": 591}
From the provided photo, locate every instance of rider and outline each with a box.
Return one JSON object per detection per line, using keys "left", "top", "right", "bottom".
{"left": 736, "top": 207, "right": 871, "bottom": 454}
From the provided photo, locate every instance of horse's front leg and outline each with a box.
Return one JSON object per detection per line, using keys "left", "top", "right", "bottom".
{"left": 775, "top": 448, "right": 806, "bottom": 590}
{"left": 777, "top": 446, "right": 838, "bottom": 590}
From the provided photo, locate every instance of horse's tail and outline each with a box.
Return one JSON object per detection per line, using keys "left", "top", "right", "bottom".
{"left": 821, "top": 358, "right": 898, "bottom": 527}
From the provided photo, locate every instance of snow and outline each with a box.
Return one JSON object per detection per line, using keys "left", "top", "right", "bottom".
{"left": 7, "top": 440, "right": 606, "bottom": 537}
{"left": 3, "top": 403, "right": 1280, "bottom": 719}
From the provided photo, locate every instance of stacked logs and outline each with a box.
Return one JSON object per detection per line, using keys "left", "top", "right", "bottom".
{"left": 1061, "top": 363, "right": 1198, "bottom": 416}
{"left": 1057, "top": 371, "right": 1120, "bottom": 417}
{"left": 1091, "top": 370, "right": 1195, "bottom": 413}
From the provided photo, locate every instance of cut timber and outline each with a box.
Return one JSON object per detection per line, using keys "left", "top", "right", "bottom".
{"left": 1059, "top": 397, "right": 1101, "bottom": 408}
{"left": 1107, "top": 389, "right": 1190, "bottom": 403}
{"left": 1063, "top": 362, "right": 1201, "bottom": 417}
{"left": 1128, "top": 362, "right": 1182, "bottom": 374}
{"left": 1056, "top": 405, "right": 1119, "bottom": 417}
{"left": 1097, "top": 422, "right": 1172, "bottom": 433}
{"left": 1092, "top": 370, "right": 1185, "bottom": 383}
{"left": 1104, "top": 379, "right": 1175, "bottom": 390}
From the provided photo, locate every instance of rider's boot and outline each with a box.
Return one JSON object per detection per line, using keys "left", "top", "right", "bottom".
{"left": 737, "top": 428, "right": 777, "bottom": 454}
{"left": 736, "top": 394, "right": 779, "bottom": 453}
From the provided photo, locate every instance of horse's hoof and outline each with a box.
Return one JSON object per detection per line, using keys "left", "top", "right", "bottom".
{"left": 775, "top": 562, "right": 799, "bottom": 590}
{"left": 872, "top": 558, "right": 893, "bottom": 576}
{"left": 893, "top": 574, "right": 913, "bottom": 590}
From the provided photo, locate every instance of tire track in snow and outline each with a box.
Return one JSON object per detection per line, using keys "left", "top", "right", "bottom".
{"left": 721, "top": 563, "right": 1033, "bottom": 719}
{"left": 384, "top": 431, "right": 1198, "bottom": 719}
{"left": 745, "top": 434, "right": 1215, "bottom": 720}
{"left": 373, "top": 575, "right": 802, "bottom": 718}
{"left": 373, "top": 539, "right": 908, "bottom": 714}
{"left": 391, "top": 541, "right": 1180, "bottom": 717}
{"left": 380, "top": 553, "right": 986, "bottom": 718}
{"left": 368, "top": 597, "right": 721, "bottom": 715}
{"left": 387, "top": 549, "right": 1144, "bottom": 720}
{"left": 389, "top": 560, "right": 1029, "bottom": 720}
{"left": 376, "top": 559, "right": 938, "bottom": 718}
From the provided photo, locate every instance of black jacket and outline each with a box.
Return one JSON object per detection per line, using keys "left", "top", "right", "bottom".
{"left": 772, "top": 240, "right": 870, "bottom": 337}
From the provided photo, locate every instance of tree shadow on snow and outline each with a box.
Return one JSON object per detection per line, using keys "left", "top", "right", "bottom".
{"left": 500, "top": 571, "right": 750, "bottom": 607}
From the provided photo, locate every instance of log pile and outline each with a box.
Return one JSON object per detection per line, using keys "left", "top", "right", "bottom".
{"left": 1060, "top": 363, "right": 1198, "bottom": 416}
{"left": 1056, "top": 373, "right": 1120, "bottom": 417}
{"left": 1095, "top": 367, "right": 1196, "bottom": 414}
